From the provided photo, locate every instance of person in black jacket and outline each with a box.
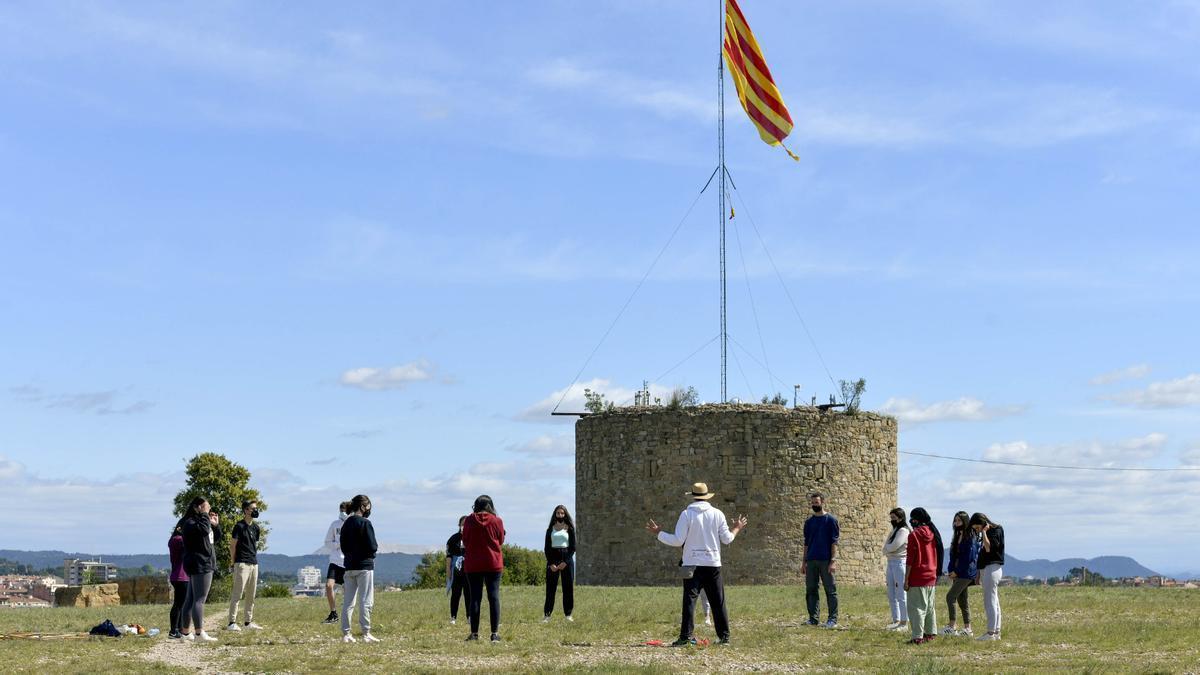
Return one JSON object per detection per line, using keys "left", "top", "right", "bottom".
{"left": 542, "top": 505, "right": 576, "bottom": 622}
{"left": 446, "top": 515, "right": 471, "bottom": 625}
{"left": 970, "top": 513, "right": 1006, "bottom": 641}
{"left": 179, "top": 497, "right": 219, "bottom": 642}
{"left": 339, "top": 494, "right": 379, "bottom": 643}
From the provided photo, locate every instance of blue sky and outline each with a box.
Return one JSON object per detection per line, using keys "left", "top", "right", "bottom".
{"left": 2, "top": 2, "right": 1198, "bottom": 575}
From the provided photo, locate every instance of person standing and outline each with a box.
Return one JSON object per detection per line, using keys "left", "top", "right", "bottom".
{"left": 462, "top": 495, "right": 506, "bottom": 642}
{"left": 322, "top": 501, "right": 352, "bottom": 624}
{"left": 227, "top": 500, "right": 263, "bottom": 632}
{"left": 180, "top": 497, "right": 218, "bottom": 642}
{"left": 167, "top": 525, "right": 190, "bottom": 639}
{"left": 801, "top": 492, "right": 840, "bottom": 628}
{"left": 446, "top": 515, "right": 471, "bottom": 625}
{"left": 944, "top": 511, "right": 980, "bottom": 637}
{"left": 339, "top": 494, "right": 380, "bottom": 643}
{"left": 904, "top": 507, "right": 940, "bottom": 644}
{"left": 645, "top": 482, "right": 747, "bottom": 646}
{"left": 543, "top": 505, "right": 576, "bottom": 623}
{"left": 882, "top": 507, "right": 910, "bottom": 632}
{"left": 971, "top": 513, "right": 1005, "bottom": 642}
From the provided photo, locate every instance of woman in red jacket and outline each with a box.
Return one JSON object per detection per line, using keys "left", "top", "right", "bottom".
{"left": 904, "top": 507, "right": 941, "bottom": 644}
{"left": 462, "top": 494, "right": 505, "bottom": 642}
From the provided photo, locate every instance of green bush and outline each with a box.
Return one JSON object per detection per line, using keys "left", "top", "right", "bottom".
{"left": 259, "top": 583, "right": 292, "bottom": 598}
{"left": 409, "top": 544, "right": 549, "bottom": 589}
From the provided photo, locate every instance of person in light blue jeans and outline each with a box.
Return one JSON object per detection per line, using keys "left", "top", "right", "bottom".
{"left": 882, "top": 507, "right": 910, "bottom": 631}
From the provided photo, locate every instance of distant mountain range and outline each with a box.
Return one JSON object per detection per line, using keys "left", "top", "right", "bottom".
{"left": 1004, "top": 555, "right": 1159, "bottom": 580}
{"left": 0, "top": 549, "right": 424, "bottom": 585}
{"left": 0, "top": 549, "right": 1175, "bottom": 583}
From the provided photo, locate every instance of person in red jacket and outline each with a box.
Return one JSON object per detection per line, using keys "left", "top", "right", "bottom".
{"left": 462, "top": 494, "right": 505, "bottom": 642}
{"left": 904, "top": 507, "right": 940, "bottom": 644}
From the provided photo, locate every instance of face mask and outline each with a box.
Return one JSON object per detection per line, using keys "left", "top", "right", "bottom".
{"left": 250, "top": 509, "right": 260, "bottom": 519}
{"left": 362, "top": 509, "right": 371, "bottom": 519}
{"left": 340, "top": 512, "right": 349, "bottom": 521}
{"left": 555, "top": 516, "right": 565, "bottom": 522}
{"left": 890, "top": 520, "right": 898, "bottom": 527}
{"left": 812, "top": 505, "right": 823, "bottom": 513}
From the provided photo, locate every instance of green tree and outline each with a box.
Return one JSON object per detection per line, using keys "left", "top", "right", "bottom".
{"left": 583, "top": 388, "right": 615, "bottom": 414}
{"left": 839, "top": 378, "right": 866, "bottom": 414}
{"left": 667, "top": 386, "right": 699, "bottom": 410}
{"left": 761, "top": 392, "right": 788, "bottom": 405}
{"left": 409, "top": 544, "right": 548, "bottom": 589}
{"left": 172, "top": 452, "right": 269, "bottom": 577}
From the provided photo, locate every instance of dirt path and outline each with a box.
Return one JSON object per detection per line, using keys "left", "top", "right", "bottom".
{"left": 138, "top": 614, "right": 230, "bottom": 674}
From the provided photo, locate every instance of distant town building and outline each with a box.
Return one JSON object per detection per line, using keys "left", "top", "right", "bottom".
{"left": 64, "top": 559, "right": 118, "bottom": 586}
{"left": 296, "top": 566, "right": 320, "bottom": 588}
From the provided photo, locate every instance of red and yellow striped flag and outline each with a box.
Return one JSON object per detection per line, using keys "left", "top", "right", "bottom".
{"left": 723, "top": 0, "right": 799, "bottom": 160}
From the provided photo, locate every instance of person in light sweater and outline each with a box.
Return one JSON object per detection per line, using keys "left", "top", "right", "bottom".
{"left": 321, "top": 501, "right": 353, "bottom": 625}
{"left": 882, "top": 507, "right": 910, "bottom": 632}
{"left": 646, "top": 482, "right": 747, "bottom": 646}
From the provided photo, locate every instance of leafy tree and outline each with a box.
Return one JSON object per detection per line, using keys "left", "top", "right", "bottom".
{"left": 583, "top": 388, "right": 615, "bottom": 414}
{"left": 761, "top": 392, "right": 788, "bottom": 405}
{"left": 259, "top": 583, "right": 292, "bottom": 598}
{"left": 172, "top": 452, "right": 269, "bottom": 577}
{"left": 839, "top": 378, "right": 866, "bottom": 414}
{"left": 667, "top": 386, "right": 699, "bottom": 410}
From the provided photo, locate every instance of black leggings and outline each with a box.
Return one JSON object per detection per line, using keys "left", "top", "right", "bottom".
{"left": 449, "top": 569, "right": 472, "bottom": 619}
{"left": 544, "top": 559, "right": 574, "bottom": 617}
{"left": 182, "top": 572, "right": 213, "bottom": 633}
{"left": 467, "top": 571, "right": 501, "bottom": 635}
{"left": 170, "top": 580, "right": 189, "bottom": 634}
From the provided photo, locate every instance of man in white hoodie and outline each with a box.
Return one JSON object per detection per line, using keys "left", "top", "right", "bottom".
{"left": 321, "top": 501, "right": 353, "bottom": 624}
{"left": 646, "top": 482, "right": 747, "bottom": 646}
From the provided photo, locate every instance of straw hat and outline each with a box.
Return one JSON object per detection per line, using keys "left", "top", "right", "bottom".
{"left": 687, "top": 482, "right": 715, "bottom": 500}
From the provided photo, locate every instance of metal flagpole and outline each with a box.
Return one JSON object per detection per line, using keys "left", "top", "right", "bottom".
{"left": 718, "top": 0, "right": 727, "bottom": 403}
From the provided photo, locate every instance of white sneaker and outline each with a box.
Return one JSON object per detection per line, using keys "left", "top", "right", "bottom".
{"left": 198, "top": 631, "right": 217, "bottom": 642}
{"left": 976, "top": 632, "right": 999, "bottom": 641}
{"left": 450, "top": 618, "right": 457, "bottom": 625}
{"left": 891, "top": 623, "right": 909, "bottom": 632}
{"left": 566, "top": 615, "right": 574, "bottom": 622}
{"left": 225, "top": 622, "right": 241, "bottom": 632}
{"left": 184, "top": 633, "right": 195, "bottom": 641}
{"left": 542, "top": 616, "right": 550, "bottom": 624}
{"left": 704, "top": 614, "right": 712, "bottom": 626}
{"left": 824, "top": 620, "right": 839, "bottom": 630}
{"left": 244, "top": 622, "right": 263, "bottom": 630}
{"left": 342, "top": 633, "right": 357, "bottom": 643}
{"left": 884, "top": 621, "right": 900, "bottom": 630}
{"left": 362, "top": 633, "right": 380, "bottom": 643}
{"left": 942, "top": 626, "right": 957, "bottom": 635}
{"left": 959, "top": 627, "right": 974, "bottom": 637}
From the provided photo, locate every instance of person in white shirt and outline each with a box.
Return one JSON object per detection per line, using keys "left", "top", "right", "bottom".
{"left": 646, "top": 482, "right": 747, "bottom": 646}
{"left": 882, "top": 507, "right": 910, "bottom": 631}
{"left": 321, "top": 501, "right": 353, "bottom": 625}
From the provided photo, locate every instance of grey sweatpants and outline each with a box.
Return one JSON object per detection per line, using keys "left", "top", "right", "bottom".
{"left": 342, "top": 570, "right": 374, "bottom": 635}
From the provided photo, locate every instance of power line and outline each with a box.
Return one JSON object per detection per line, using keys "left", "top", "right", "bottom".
{"left": 899, "top": 450, "right": 1200, "bottom": 472}
{"left": 550, "top": 177, "right": 713, "bottom": 414}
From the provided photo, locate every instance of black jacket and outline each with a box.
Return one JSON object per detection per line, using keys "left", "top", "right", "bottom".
{"left": 544, "top": 526, "right": 576, "bottom": 565}
{"left": 977, "top": 525, "right": 1005, "bottom": 569}
{"left": 181, "top": 514, "right": 216, "bottom": 575}
{"left": 340, "top": 515, "right": 378, "bottom": 571}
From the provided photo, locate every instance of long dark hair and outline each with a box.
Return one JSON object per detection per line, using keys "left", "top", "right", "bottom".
{"left": 473, "top": 494, "right": 496, "bottom": 515}
{"left": 186, "top": 496, "right": 208, "bottom": 517}
{"left": 547, "top": 504, "right": 575, "bottom": 531}
{"left": 349, "top": 494, "right": 372, "bottom": 515}
{"left": 886, "top": 507, "right": 908, "bottom": 544}
{"left": 969, "top": 512, "right": 999, "bottom": 529}
{"left": 951, "top": 510, "right": 970, "bottom": 548}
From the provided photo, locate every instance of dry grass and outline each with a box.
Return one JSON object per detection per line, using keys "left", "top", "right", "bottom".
{"left": 1, "top": 585, "right": 1196, "bottom": 673}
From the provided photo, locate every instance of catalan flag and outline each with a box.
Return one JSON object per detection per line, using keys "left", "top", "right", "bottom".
{"left": 723, "top": 0, "right": 799, "bottom": 160}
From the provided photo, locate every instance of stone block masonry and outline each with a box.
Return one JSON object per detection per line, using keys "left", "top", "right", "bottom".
{"left": 575, "top": 404, "right": 898, "bottom": 586}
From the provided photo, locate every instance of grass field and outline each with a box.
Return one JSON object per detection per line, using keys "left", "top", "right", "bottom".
{"left": 2, "top": 585, "right": 1197, "bottom": 673}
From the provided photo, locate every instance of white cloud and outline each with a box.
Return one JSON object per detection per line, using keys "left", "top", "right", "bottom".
{"left": 527, "top": 60, "right": 712, "bottom": 123}
{"left": 1089, "top": 364, "right": 1151, "bottom": 386}
{"left": 1106, "top": 373, "right": 1200, "bottom": 408}
{"left": 9, "top": 384, "right": 155, "bottom": 415}
{"left": 339, "top": 360, "right": 437, "bottom": 391}
{"left": 505, "top": 434, "right": 575, "bottom": 458}
{"left": 880, "top": 396, "right": 1026, "bottom": 425}
{"left": 516, "top": 378, "right": 675, "bottom": 422}
{"left": 981, "top": 433, "right": 1168, "bottom": 466}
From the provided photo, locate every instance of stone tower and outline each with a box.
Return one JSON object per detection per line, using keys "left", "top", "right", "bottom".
{"left": 574, "top": 404, "right": 898, "bottom": 586}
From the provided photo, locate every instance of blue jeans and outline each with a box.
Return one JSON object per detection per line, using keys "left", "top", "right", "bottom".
{"left": 886, "top": 558, "right": 907, "bottom": 622}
